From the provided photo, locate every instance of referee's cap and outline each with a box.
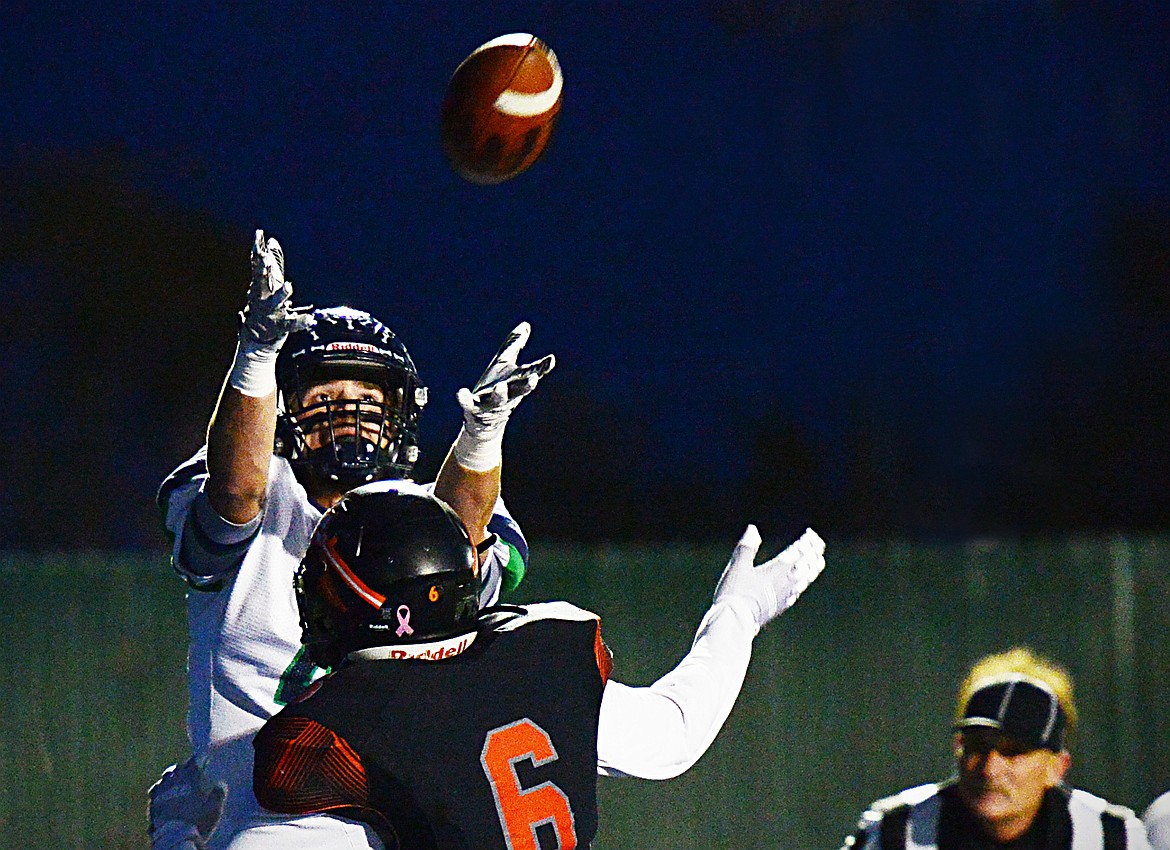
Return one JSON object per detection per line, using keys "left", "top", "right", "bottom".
{"left": 955, "top": 675, "right": 1067, "bottom": 752}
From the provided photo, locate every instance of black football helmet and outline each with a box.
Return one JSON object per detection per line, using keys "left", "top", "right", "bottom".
{"left": 295, "top": 484, "right": 480, "bottom": 667}
{"left": 275, "top": 306, "right": 427, "bottom": 490}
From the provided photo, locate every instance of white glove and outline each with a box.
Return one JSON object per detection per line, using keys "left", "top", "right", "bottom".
{"left": 452, "top": 322, "right": 555, "bottom": 470}
{"left": 229, "top": 229, "right": 315, "bottom": 396}
{"left": 712, "top": 526, "right": 825, "bottom": 632}
{"left": 240, "top": 230, "right": 315, "bottom": 346}
{"left": 147, "top": 758, "right": 225, "bottom": 850}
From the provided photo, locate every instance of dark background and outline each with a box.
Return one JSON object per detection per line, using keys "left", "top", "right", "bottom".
{"left": 2, "top": 5, "right": 1169, "bottom": 847}
{"left": 2, "top": 1, "right": 1169, "bottom": 548}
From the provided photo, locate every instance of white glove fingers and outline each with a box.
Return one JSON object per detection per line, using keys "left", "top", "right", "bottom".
{"left": 770, "top": 530, "right": 825, "bottom": 575}
{"left": 456, "top": 322, "right": 552, "bottom": 455}
{"left": 239, "top": 228, "right": 311, "bottom": 348}
{"left": 473, "top": 321, "right": 531, "bottom": 391}
{"left": 472, "top": 356, "right": 555, "bottom": 405}
{"left": 713, "top": 525, "right": 825, "bottom": 631}
{"left": 718, "top": 524, "right": 761, "bottom": 585}
{"left": 769, "top": 527, "right": 825, "bottom": 568}
{"left": 784, "top": 533, "right": 826, "bottom": 599}
{"left": 801, "top": 527, "right": 826, "bottom": 555}
{"left": 267, "top": 237, "right": 284, "bottom": 272}
{"left": 502, "top": 321, "right": 532, "bottom": 352}
{"left": 250, "top": 230, "right": 285, "bottom": 295}
{"left": 738, "top": 523, "right": 762, "bottom": 553}
{"left": 527, "top": 352, "right": 556, "bottom": 379}
{"left": 506, "top": 356, "right": 555, "bottom": 398}
{"left": 262, "top": 239, "right": 285, "bottom": 295}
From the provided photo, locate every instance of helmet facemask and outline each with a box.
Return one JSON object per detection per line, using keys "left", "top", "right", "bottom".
{"left": 275, "top": 306, "right": 427, "bottom": 491}
{"left": 279, "top": 368, "right": 422, "bottom": 490}
{"left": 295, "top": 545, "right": 349, "bottom": 669}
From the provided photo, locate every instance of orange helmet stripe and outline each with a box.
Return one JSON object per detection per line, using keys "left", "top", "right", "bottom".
{"left": 322, "top": 536, "right": 386, "bottom": 609}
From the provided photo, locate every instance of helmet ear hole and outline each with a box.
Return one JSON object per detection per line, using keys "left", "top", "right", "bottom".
{"left": 274, "top": 413, "right": 299, "bottom": 459}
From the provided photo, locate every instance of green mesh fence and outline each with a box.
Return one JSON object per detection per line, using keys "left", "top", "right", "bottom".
{"left": 1, "top": 537, "right": 1167, "bottom": 848}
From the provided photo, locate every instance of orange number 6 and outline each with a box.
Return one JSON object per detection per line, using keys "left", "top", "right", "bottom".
{"left": 480, "top": 718, "right": 578, "bottom": 849}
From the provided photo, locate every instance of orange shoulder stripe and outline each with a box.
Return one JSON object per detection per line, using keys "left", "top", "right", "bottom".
{"left": 253, "top": 714, "right": 369, "bottom": 814}
{"left": 594, "top": 620, "right": 614, "bottom": 685}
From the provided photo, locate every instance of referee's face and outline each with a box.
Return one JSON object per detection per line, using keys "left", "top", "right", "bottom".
{"left": 954, "top": 729, "right": 1070, "bottom": 842}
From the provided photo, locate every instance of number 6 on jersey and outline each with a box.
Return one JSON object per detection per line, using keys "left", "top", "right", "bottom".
{"left": 481, "top": 718, "right": 578, "bottom": 849}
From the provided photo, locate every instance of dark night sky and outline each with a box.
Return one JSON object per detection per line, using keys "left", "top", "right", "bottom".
{"left": 4, "top": 2, "right": 1169, "bottom": 540}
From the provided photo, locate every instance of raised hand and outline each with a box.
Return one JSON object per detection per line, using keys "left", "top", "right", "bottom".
{"left": 713, "top": 526, "right": 826, "bottom": 631}
{"left": 457, "top": 321, "right": 555, "bottom": 440}
{"left": 240, "top": 229, "right": 315, "bottom": 347}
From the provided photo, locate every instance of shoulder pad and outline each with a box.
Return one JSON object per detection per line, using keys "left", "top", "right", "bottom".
{"left": 489, "top": 599, "right": 603, "bottom": 632}
{"left": 1069, "top": 787, "right": 1138, "bottom": 821}
{"left": 871, "top": 782, "right": 940, "bottom": 814}
{"left": 157, "top": 447, "right": 208, "bottom": 511}
{"left": 858, "top": 783, "right": 940, "bottom": 827}
{"left": 489, "top": 601, "right": 600, "bottom": 632}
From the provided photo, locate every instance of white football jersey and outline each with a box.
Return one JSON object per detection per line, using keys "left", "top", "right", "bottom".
{"left": 153, "top": 446, "right": 526, "bottom": 850}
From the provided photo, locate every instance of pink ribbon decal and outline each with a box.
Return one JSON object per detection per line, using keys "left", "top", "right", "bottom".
{"left": 395, "top": 605, "right": 414, "bottom": 637}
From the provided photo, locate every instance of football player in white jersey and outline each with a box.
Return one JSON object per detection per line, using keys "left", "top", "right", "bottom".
{"left": 147, "top": 230, "right": 553, "bottom": 850}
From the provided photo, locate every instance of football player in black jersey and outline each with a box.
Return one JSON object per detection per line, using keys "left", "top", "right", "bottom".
{"left": 251, "top": 484, "right": 825, "bottom": 850}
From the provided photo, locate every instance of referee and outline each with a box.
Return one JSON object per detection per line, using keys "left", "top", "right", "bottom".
{"left": 840, "top": 647, "right": 1153, "bottom": 850}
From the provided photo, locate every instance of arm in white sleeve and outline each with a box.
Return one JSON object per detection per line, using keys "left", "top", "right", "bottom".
{"left": 595, "top": 525, "right": 825, "bottom": 781}
{"left": 177, "top": 486, "right": 262, "bottom": 586}
{"left": 451, "top": 322, "right": 554, "bottom": 471}
{"left": 595, "top": 597, "right": 758, "bottom": 780}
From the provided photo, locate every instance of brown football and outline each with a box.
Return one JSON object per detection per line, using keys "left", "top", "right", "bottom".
{"left": 440, "top": 33, "right": 563, "bottom": 184}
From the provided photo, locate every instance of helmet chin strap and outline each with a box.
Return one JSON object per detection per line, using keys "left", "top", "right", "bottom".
{"left": 299, "top": 460, "right": 374, "bottom": 511}
{"left": 328, "top": 434, "right": 379, "bottom": 466}
{"left": 317, "top": 438, "right": 384, "bottom": 489}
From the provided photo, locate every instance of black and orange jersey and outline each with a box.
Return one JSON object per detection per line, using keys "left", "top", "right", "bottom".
{"left": 254, "top": 601, "right": 612, "bottom": 850}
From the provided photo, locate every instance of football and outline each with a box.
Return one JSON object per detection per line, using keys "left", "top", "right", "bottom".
{"left": 440, "top": 33, "right": 563, "bottom": 184}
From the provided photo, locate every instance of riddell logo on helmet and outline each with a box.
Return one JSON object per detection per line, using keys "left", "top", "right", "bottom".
{"left": 325, "top": 342, "right": 381, "bottom": 353}
{"left": 385, "top": 636, "right": 472, "bottom": 661}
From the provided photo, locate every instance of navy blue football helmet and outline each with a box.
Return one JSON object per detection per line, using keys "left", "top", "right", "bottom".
{"left": 295, "top": 485, "right": 480, "bottom": 667}
{"left": 275, "top": 307, "right": 427, "bottom": 490}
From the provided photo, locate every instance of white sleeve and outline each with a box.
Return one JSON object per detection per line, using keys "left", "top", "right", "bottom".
{"left": 158, "top": 448, "right": 214, "bottom": 583}
{"left": 1131, "top": 819, "right": 1158, "bottom": 850}
{"left": 595, "top": 597, "right": 758, "bottom": 780}
{"left": 176, "top": 487, "right": 263, "bottom": 585}
{"left": 1145, "top": 792, "right": 1170, "bottom": 850}
{"left": 161, "top": 451, "right": 303, "bottom": 588}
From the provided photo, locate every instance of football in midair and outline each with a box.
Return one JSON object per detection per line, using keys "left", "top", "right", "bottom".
{"left": 440, "top": 33, "right": 563, "bottom": 185}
